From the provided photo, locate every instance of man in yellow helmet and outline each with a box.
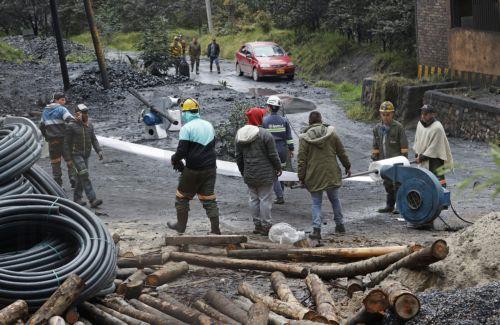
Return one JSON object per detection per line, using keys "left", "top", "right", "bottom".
{"left": 168, "top": 98, "right": 221, "bottom": 234}
{"left": 372, "top": 101, "right": 409, "bottom": 213}
{"left": 170, "top": 36, "right": 183, "bottom": 75}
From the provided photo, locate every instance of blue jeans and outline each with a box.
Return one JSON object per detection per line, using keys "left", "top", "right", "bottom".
{"left": 310, "top": 187, "right": 344, "bottom": 229}
{"left": 273, "top": 141, "right": 287, "bottom": 199}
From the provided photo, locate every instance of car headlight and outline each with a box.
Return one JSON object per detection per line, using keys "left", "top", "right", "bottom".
{"left": 260, "top": 64, "right": 270, "bottom": 68}
{"left": 287, "top": 62, "right": 294, "bottom": 66}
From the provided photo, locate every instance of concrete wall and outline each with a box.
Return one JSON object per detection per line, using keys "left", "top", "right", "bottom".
{"left": 449, "top": 28, "right": 500, "bottom": 76}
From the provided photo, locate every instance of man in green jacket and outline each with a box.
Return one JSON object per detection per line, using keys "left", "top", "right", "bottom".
{"left": 189, "top": 37, "right": 201, "bottom": 74}
{"left": 298, "top": 111, "right": 351, "bottom": 239}
{"left": 371, "top": 101, "right": 409, "bottom": 213}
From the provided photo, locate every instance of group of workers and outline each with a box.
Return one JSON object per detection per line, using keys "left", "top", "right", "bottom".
{"left": 170, "top": 34, "right": 221, "bottom": 75}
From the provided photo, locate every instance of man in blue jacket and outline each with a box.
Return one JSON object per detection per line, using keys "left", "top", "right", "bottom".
{"left": 263, "top": 95, "right": 294, "bottom": 204}
{"left": 168, "top": 98, "right": 221, "bottom": 234}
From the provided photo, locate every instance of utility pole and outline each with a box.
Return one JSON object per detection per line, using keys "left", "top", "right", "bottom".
{"left": 205, "top": 0, "right": 214, "bottom": 36}
{"left": 49, "top": 0, "right": 70, "bottom": 90}
{"left": 82, "top": 0, "right": 110, "bottom": 89}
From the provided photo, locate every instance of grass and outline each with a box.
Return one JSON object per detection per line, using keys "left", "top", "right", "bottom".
{"left": 0, "top": 41, "right": 28, "bottom": 63}
{"left": 66, "top": 52, "right": 95, "bottom": 63}
{"left": 70, "top": 32, "right": 142, "bottom": 51}
{"left": 373, "top": 50, "right": 417, "bottom": 78}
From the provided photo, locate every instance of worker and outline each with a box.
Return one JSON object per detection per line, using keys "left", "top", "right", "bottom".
{"left": 372, "top": 101, "right": 409, "bottom": 213}
{"left": 178, "top": 34, "right": 187, "bottom": 56}
{"left": 170, "top": 36, "right": 183, "bottom": 75}
{"left": 263, "top": 95, "right": 294, "bottom": 204}
{"left": 63, "top": 104, "right": 103, "bottom": 208}
{"left": 189, "top": 37, "right": 201, "bottom": 74}
{"left": 168, "top": 98, "right": 220, "bottom": 235}
{"left": 40, "top": 93, "right": 75, "bottom": 188}
{"left": 207, "top": 38, "right": 221, "bottom": 74}
{"left": 236, "top": 107, "right": 282, "bottom": 236}
{"left": 298, "top": 111, "right": 351, "bottom": 239}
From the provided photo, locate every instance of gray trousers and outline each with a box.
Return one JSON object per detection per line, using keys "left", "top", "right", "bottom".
{"left": 248, "top": 184, "right": 273, "bottom": 227}
{"left": 73, "top": 155, "right": 96, "bottom": 202}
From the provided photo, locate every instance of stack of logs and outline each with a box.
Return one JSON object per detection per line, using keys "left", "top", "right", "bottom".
{"left": 0, "top": 235, "right": 449, "bottom": 325}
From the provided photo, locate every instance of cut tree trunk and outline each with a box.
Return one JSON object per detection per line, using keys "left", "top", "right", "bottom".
{"left": 204, "top": 289, "right": 249, "bottom": 324}
{"left": 270, "top": 272, "right": 303, "bottom": 306}
{"left": 237, "top": 282, "right": 325, "bottom": 322}
{"left": 79, "top": 302, "right": 127, "bottom": 325}
{"left": 346, "top": 278, "right": 364, "bottom": 298}
{"left": 65, "top": 306, "right": 79, "bottom": 324}
{"left": 165, "top": 235, "right": 247, "bottom": 246}
{"left": 344, "top": 307, "right": 384, "bottom": 325}
{"left": 128, "top": 299, "right": 187, "bottom": 325}
{"left": 380, "top": 280, "right": 420, "bottom": 320}
{"left": 0, "top": 300, "right": 28, "bottom": 325}
{"left": 146, "top": 262, "right": 189, "bottom": 286}
{"left": 116, "top": 269, "right": 147, "bottom": 299}
{"left": 367, "top": 240, "right": 448, "bottom": 287}
{"left": 362, "top": 289, "right": 389, "bottom": 314}
{"left": 310, "top": 246, "right": 420, "bottom": 280}
{"left": 192, "top": 300, "right": 240, "bottom": 325}
{"left": 247, "top": 302, "right": 269, "bottom": 325}
{"left": 305, "top": 274, "right": 339, "bottom": 325}
{"left": 117, "top": 253, "right": 169, "bottom": 268}
{"left": 102, "top": 296, "right": 168, "bottom": 325}
{"left": 169, "top": 252, "right": 308, "bottom": 277}
{"left": 140, "top": 294, "right": 213, "bottom": 325}
{"left": 95, "top": 304, "right": 148, "bottom": 325}
{"left": 116, "top": 268, "right": 138, "bottom": 279}
{"left": 233, "top": 297, "right": 288, "bottom": 325}
{"left": 48, "top": 316, "right": 65, "bottom": 325}
{"left": 28, "top": 274, "right": 85, "bottom": 325}
{"left": 287, "top": 321, "right": 329, "bottom": 325}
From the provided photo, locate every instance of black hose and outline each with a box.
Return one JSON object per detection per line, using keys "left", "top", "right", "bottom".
{"left": 24, "top": 164, "right": 68, "bottom": 198}
{"left": 0, "top": 194, "right": 116, "bottom": 310}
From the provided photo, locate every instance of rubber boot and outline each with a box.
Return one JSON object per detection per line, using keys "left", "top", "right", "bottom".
{"left": 377, "top": 195, "right": 395, "bottom": 213}
{"left": 309, "top": 228, "right": 322, "bottom": 240}
{"left": 274, "top": 197, "right": 285, "bottom": 205}
{"left": 209, "top": 217, "right": 221, "bottom": 235}
{"left": 169, "top": 200, "right": 189, "bottom": 233}
{"left": 335, "top": 223, "right": 346, "bottom": 233}
{"left": 90, "top": 199, "right": 103, "bottom": 208}
{"left": 202, "top": 200, "right": 220, "bottom": 234}
{"left": 74, "top": 199, "right": 87, "bottom": 207}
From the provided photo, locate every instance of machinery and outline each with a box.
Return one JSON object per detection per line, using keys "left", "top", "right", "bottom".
{"left": 128, "top": 88, "right": 181, "bottom": 139}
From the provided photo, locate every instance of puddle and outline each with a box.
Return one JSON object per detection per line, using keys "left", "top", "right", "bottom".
{"left": 247, "top": 89, "right": 316, "bottom": 114}
{"left": 248, "top": 88, "right": 279, "bottom": 97}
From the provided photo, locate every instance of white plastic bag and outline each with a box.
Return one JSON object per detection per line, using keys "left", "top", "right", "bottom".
{"left": 268, "top": 223, "right": 306, "bottom": 245}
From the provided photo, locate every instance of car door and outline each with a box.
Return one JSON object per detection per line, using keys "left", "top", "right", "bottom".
{"left": 240, "top": 45, "right": 252, "bottom": 74}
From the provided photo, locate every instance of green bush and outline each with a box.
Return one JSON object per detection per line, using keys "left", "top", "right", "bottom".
{"left": 70, "top": 32, "right": 142, "bottom": 51}
{"left": 459, "top": 144, "right": 500, "bottom": 197}
{"left": 373, "top": 50, "right": 417, "bottom": 78}
{"left": 66, "top": 53, "right": 94, "bottom": 63}
{"left": 255, "top": 11, "right": 273, "bottom": 33}
{"left": 0, "top": 41, "right": 27, "bottom": 63}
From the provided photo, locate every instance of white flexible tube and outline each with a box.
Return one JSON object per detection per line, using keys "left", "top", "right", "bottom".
{"left": 368, "top": 156, "right": 410, "bottom": 181}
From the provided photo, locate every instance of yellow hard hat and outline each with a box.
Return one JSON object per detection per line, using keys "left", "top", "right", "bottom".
{"left": 181, "top": 98, "right": 200, "bottom": 111}
{"left": 379, "top": 101, "right": 395, "bottom": 112}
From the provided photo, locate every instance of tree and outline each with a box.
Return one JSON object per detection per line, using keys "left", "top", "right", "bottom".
{"left": 138, "top": 17, "right": 173, "bottom": 76}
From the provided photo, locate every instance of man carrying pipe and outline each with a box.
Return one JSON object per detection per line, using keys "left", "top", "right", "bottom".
{"left": 371, "top": 101, "right": 409, "bottom": 214}
{"left": 168, "top": 98, "right": 221, "bottom": 235}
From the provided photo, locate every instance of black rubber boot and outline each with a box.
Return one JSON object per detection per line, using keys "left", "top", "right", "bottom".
{"left": 335, "top": 223, "right": 346, "bottom": 233}
{"left": 90, "top": 199, "right": 103, "bottom": 208}
{"left": 378, "top": 195, "right": 395, "bottom": 213}
{"left": 309, "top": 228, "right": 321, "bottom": 240}
{"left": 274, "top": 197, "right": 285, "bottom": 205}
{"left": 209, "top": 217, "right": 221, "bottom": 235}
{"left": 74, "top": 199, "right": 86, "bottom": 207}
{"left": 170, "top": 201, "right": 189, "bottom": 234}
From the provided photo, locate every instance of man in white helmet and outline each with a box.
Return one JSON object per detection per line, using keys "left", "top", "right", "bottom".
{"left": 263, "top": 95, "right": 294, "bottom": 204}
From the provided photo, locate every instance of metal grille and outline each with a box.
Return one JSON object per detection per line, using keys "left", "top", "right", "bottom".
{"left": 473, "top": 0, "right": 500, "bottom": 31}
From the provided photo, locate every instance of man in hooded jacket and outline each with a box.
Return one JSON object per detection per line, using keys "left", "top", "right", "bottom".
{"left": 235, "top": 107, "right": 282, "bottom": 235}
{"left": 298, "top": 111, "right": 351, "bottom": 239}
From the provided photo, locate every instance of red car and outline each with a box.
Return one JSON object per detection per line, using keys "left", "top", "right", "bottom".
{"left": 235, "top": 42, "right": 295, "bottom": 81}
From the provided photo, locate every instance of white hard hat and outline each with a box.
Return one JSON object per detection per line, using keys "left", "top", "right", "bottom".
{"left": 77, "top": 104, "right": 89, "bottom": 112}
{"left": 266, "top": 95, "right": 281, "bottom": 107}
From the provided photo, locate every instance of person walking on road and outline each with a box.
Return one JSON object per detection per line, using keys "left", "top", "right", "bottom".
{"left": 236, "top": 107, "right": 282, "bottom": 236}
{"left": 168, "top": 99, "right": 221, "bottom": 235}
{"left": 40, "top": 93, "right": 75, "bottom": 188}
{"left": 63, "top": 104, "right": 103, "bottom": 208}
{"left": 263, "top": 95, "right": 294, "bottom": 204}
{"left": 372, "top": 101, "right": 409, "bottom": 213}
{"left": 189, "top": 37, "right": 201, "bottom": 74}
{"left": 170, "top": 36, "right": 183, "bottom": 75}
{"left": 207, "top": 38, "right": 221, "bottom": 74}
{"left": 298, "top": 111, "right": 351, "bottom": 240}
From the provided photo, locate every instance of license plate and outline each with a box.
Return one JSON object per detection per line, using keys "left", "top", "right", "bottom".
{"left": 276, "top": 68, "right": 285, "bottom": 74}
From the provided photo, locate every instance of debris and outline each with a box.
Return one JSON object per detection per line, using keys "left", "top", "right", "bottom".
{"left": 192, "top": 300, "right": 240, "bottom": 325}
{"left": 117, "top": 253, "right": 169, "bottom": 268}
{"left": 79, "top": 302, "right": 127, "bottom": 325}
{"left": 95, "top": 304, "right": 148, "bottom": 325}
{"left": 362, "top": 288, "right": 389, "bottom": 314}
{"left": 48, "top": 316, "right": 66, "bottom": 325}
{"left": 305, "top": 274, "right": 340, "bottom": 324}
{"left": 270, "top": 271, "right": 303, "bottom": 306}
{"left": 116, "top": 270, "right": 147, "bottom": 299}
{"left": 165, "top": 235, "right": 248, "bottom": 246}
{"left": 346, "top": 278, "right": 364, "bottom": 298}
{"left": 345, "top": 306, "right": 383, "bottom": 325}
{"left": 380, "top": 280, "right": 420, "bottom": 320}
{"left": 247, "top": 302, "right": 269, "bottom": 325}
{"left": 268, "top": 223, "right": 306, "bottom": 245}
{"left": 128, "top": 299, "right": 187, "bottom": 325}
{"left": 204, "top": 289, "right": 249, "bottom": 324}
{"left": 0, "top": 300, "right": 29, "bottom": 325}
{"left": 64, "top": 306, "right": 80, "bottom": 324}
{"left": 146, "top": 261, "right": 189, "bottom": 286}
{"left": 233, "top": 296, "right": 289, "bottom": 325}
{"left": 102, "top": 296, "right": 167, "bottom": 325}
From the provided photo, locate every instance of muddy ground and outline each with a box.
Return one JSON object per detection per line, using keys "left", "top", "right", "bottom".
{"left": 1, "top": 40, "right": 499, "bottom": 323}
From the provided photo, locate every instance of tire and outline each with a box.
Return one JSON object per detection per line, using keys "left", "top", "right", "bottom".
{"left": 287, "top": 74, "right": 294, "bottom": 80}
{"left": 252, "top": 68, "right": 261, "bottom": 81}
{"left": 236, "top": 63, "right": 243, "bottom": 76}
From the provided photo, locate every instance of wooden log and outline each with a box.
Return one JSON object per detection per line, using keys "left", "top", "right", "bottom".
{"left": 140, "top": 294, "right": 213, "bottom": 325}
{"left": 116, "top": 268, "right": 138, "bottom": 279}
{"left": 102, "top": 296, "right": 169, "bottom": 325}
{"left": 237, "top": 282, "right": 325, "bottom": 322}
{"left": 180, "top": 244, "right": 228, "bottom": 256}
{"left": 75, "top": 317, "right": 92, "bottom": 325}
{"left": 192, "top": 300, "right": 240, "bottom": 325}
{"left": 287, "top": 321, "right": 327, "bottom": 325}
{"left": 239, "top": 241, "right": 293, "bottom": 250}
{"left": 362, "top": 289, "right": 389, "bottom": 314}
{"left": 247, "top": 302, "right": 269, "bottom": 325}
{"left": 0, "top": 300, "right": 28, "bottom": 325}
{"left": 367, "top": 240, "right": 448, "bottom": 287}
{"left": 233, "top": 297, "right": 289, "bottom": 325}
{"left": 305, "top": 274, "right": 339, "bottom": 325}
{"left": 95, "top": 304, "right": 148, "bottom": 325}
{"left": 65, "top": 306, "right": 79, "bottom": 324}
{"left": 79, "top": 302, "right": 127, "bottom": 325}
{"left": 344, "top": 307, "right": 383, "bottom": 325}
{"left": 116, "top": 269, "right": 147, "bottom": 299}
{"left": 310, "top": 246, "right": 419, "bottom": 280}
{"left": 117, "top": 253, "right": 169, "bottom": 268}
{"left": 169, "top": 252, "right": 308, "bottom": 277}
{"left": 146, "top": 262, "right": 189, "bottom": 286}
{"left": 346, "top": 278, "right": 364, "bottom": 298}
{"left": 204, "top": 289, "right": 249, "bottom": 324}
{"left": 48, "top": 316, "right": 65, "bottom": 325}
{"left": 165, "top": 235, "right": 247, "bottom": 246}
{"left": 28, "top": 274, "right": 85, "bottom": 325}
{"left": 270, "top": 272, "right": 303, "bottom": 306}
{"left": 380, "top": 280, "right": 420, "bottom": 320}
{"left": 129, "top": 299, "right": 187, "bottom": 325}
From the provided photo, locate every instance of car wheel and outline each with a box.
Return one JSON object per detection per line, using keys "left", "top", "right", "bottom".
{"left": 287, "top": 74, "right": 294, "bottom": 80}
{"left": 252, "top": 68, "right": 260, "bottom": 81}
{"left": 236, "top": 63, "right": 243, "bottom": 76}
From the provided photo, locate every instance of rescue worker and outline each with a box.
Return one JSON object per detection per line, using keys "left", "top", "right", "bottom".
{"left": 372, "top": 101, "right": 409, "bottom": 213}
{"left": 207, "top": 38, "right": 220, "bottom": 74}
{"left": 298, "top": 111, "right": 351, "bottom": 239}
{"left": 168, "top": 99, "right": 221, "bottom": 235}
{"left": 263, "top": 95, "right": 294, "bottom": 204}
{"left": 170, "top": 36, "right": 183, "bottom": 75}
{"left": 178, "top": 34, "right": 187, "bottom": 56}
{"left": 189, "top": 37, "right": 201, "bottom": 74}
{"left": 63, "top": 104, "right": 103, "bottom": 208}
{"left": 40, "top": 93, "right": 75, "bottom": 188}
{"left": 236, "top": 107, "right": 282, "bottom": 236}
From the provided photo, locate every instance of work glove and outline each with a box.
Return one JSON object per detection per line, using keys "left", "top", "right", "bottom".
{"left": 346, "top": 169, "right": 352, "bottom": 177}
{"left": 98, "top": 152, "right": 104, "bottom": 161}
{"left": 173, "top": 159, "right": 185, "bottom": 172}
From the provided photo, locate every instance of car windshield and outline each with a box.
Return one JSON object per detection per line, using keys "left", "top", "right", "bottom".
{"left": 253, "top": 45, "right": 285, "bottom": 57}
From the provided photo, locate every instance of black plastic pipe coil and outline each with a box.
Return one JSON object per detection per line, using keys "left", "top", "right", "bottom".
{"left": 0, "top": 194, "right": 117, "bottom": 310}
